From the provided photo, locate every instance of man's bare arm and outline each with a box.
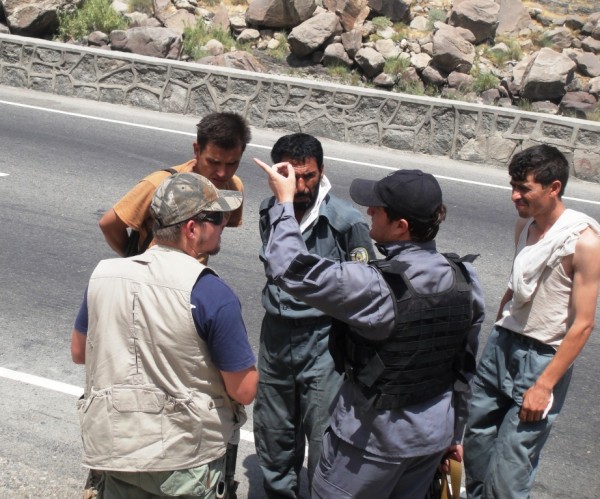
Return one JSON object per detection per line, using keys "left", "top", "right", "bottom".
{"left": 495, "top": 218, "right": 528, "bottom": 321}
{"left": 221, "top": 367, "right": 259, "bottom": 405}
{"left": 496, "top": 288, "right": 514, "bottom": 321}
{"left": 99, "top": 209, "right": 129, "bottom": 257}
{"left": 520, "top": 228, "right": 600, "bottom": 422}
{"left": 71, "top": 328, "right": 86, "bottom": 364}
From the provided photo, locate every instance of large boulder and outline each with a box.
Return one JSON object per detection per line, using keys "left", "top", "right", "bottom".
{"left": 375, "top": 38, "right": 401, "bottom": 59}
{"left": 432, "top": 24, "right": 475, "bottom": 73}
{"left": 341, "top": 28, "right": 362, "bottom": 59}
{"left": 448, "top": 71, "right": 474, "bottom": 89}
{"left": 161, "top": 9, "right": 196, "bottom": 35}
{"left": 421, "top": 65, "right": 446, "bottom": 86}
{"left": 355, "top": 46, "right": 385, "bottom": 77}
{"left": 495, "top": 0, "right": 531, "bottom": 36}
{"left": 322, "top": 42, "right": 353, "bottom": 67}
{"left": 581, "top": 12, "right": 600, "bottom": 40}
{"left": 511, "top": 53, "right": 533, "bottom": 88}
{"left": 110, "top": 27, "right": 182, "bottom": 59}
{"left": 153, "top": 0, "right": 178, "bottom": 24}
{"left": 367, "top": 0, "right": 411, "bottom": 23}
{"left": 448, "top": 0, "right": 499, "bottom": 44}
{"left": 411, "top": 52, "right": 432, "bottom": 71}
{"left": 581, "top": 36, "right": 600, "bottom": 54}
{"left": 589, "top": 76, "right": 600, "bottom": 97}
{"left": 520, "top": 47, "right": 576, "bottom": 101}
{"left": 125, "top": 12, "right": 162, "bottom": 29}
{"left": 288, "top": 12, "right": 342, "bottom": 57}
{"left": 559, "top": 91, "right": 597, "bottom": 119}
{"left": 212, "top": 3, "right": 231, "bottom": 31}
{"left": 545, "top": 27, "right": 573, "bottom": 49}
{"left": 323, "top": 0, "right": 370, "bottom": 32}
{"left": 1, "top": 0, "right": 79, "bottom": 37}
{"left": 246, "top": 0, "right": 316, "bottom": 29}
{"left": 573, "top": 51, "right": 600, "bottom": 78}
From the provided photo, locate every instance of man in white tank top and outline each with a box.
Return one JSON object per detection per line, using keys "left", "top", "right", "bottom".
{"left": 464, "top": 145, "right": 600, "bottom": 499}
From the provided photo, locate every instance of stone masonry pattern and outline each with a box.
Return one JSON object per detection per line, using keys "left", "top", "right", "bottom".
{"left": 1, "top": 34, "right": 599, "bottom": 182}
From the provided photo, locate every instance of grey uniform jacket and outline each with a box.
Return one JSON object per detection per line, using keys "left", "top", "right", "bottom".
{"left": 264, "top": 202, "right": 485, "bottom": 459}
{"left": 259, "top": 193, "right": 375, "bottom": 320}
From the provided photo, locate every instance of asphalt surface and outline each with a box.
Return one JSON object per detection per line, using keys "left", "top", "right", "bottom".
{"left": 1, "top": 86, "right": 600, "bottom": 498}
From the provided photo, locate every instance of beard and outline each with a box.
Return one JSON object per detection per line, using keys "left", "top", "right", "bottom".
{"left": 205, "top": 240, "right": 221, "bottom": 256}
{"left": 293, "top": 184, "right": 320, "bottom": 212}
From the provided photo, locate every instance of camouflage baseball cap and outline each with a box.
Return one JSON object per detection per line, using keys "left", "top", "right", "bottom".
{"left": 150, "top": 172, "right": 242, "bottom": 228}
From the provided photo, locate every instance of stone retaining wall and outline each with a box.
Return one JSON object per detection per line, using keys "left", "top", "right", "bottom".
{"left": 1, "top": 33, "right": 599, "bottom": 181}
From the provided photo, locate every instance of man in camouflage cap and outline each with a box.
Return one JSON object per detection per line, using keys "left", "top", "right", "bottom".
{"left": 71, "top": 173, "right": 257, "bottom": 498}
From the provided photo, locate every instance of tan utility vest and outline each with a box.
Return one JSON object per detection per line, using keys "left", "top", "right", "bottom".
{"left": 78, "top": 245, "right": 244, "bottom": 471}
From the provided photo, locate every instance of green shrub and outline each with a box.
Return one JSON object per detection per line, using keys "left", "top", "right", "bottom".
{"left": 517, "top": 99, "right": 533, "bottom": 111}
{"left": 391, "top": 22, "right": 410, "bottom": 41}
{"left": 384, "top": 56, "right": 411, "bottom": 76}
{"left": 326, "top": 62, "right": 351, "bottom": 78}
{"left": 427, "top": 8, "right": 447, "bottom": 30}
{"left": 484, "top": 36, "right": 522, "bottom": 66}
{"left": 266, "top": 32, "right": 290, "bottom": 61}
{"left": 472, "top": 72, "right": 499, "bottom": 93}
{"left": 128, "top": 0, "right": 153, "bottom": 15}
{"left": 182, "top": 18, "right": 236, "bottom": 60}
{"left": 531, "top": 31, "right": 555, "bottom": 49}
{"left": 57, "top": 0, "right": 128, "bottom": 41}
{"left": 587, "top": 105, "right": 600, "bottom": 121}
{"left": 371, "top": 16, "right": 392, "bottom": 30}
{"left": 588, "top": 103, "right": 600, "bottom": 122}
{"left": 397, "top": 80, "right": 425, "bottom": 95}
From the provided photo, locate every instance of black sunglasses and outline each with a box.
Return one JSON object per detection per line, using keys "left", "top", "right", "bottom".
{"left": 196, "top": 212, "right": 225, "bottom": 225}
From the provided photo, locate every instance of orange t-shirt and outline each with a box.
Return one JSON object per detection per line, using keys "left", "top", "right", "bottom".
{"left": 113, "top": 160, "right": 244, "bottom": 261}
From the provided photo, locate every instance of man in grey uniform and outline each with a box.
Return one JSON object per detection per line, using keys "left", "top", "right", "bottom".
{"left": 254, "top": 133, "right": 375, "bottom": 498}
{"left": 255, "top": 159, "right": 485, "bottom": 499}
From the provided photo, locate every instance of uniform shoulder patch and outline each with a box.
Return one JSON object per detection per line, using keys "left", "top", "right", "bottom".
{"left": 350, "top": 247, "right": 369, "bottom": 263}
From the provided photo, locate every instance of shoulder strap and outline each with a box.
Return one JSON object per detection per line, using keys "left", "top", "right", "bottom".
{"left": 443, "top": 252, "right": 479, "bottom": 264}
{"left": 136, "top": 168, "right": 179, "bottom": 255}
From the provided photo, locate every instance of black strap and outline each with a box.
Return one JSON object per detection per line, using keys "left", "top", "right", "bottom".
{"left": 125, "top": 168, "right": 178, "bottom": 257}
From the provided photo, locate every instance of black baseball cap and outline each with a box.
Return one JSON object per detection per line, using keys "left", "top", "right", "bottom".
{"left": 349, "top": 169, "right": 443, "bottom": 222}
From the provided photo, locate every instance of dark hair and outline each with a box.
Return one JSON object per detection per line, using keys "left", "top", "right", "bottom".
{"left": 384, "top": 203, "right": 447, "bottom": 242}
{"left": 196, "top": 112, "right": 251, "bottom": 153}
{"left": 508, "top": 145, "right": 569, "bottom": 197}
{"left": 271, "top": 133, "right": 324, "bottom": 170}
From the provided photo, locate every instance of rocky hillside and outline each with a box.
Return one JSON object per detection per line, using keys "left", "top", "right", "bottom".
{"left": 1, "top": 0, "right": 599, "bottom": 120}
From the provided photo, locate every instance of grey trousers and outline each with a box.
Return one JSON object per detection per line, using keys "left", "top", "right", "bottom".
{"left": 253, "top": 314, "right": 342, "bottom": 499}
{"left": 311, "top": 428, "right": 445, "bottom": 499}
{"left": 464, "top": 327, "right": 573, "bottom": 499}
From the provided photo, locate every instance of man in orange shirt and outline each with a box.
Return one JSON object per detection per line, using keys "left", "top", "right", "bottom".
{"left": 99, "top": 112, "right": 251, "bottom": 261}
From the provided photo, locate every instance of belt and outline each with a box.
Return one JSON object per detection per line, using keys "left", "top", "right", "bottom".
{"left": 268, "top": 314, "right": 332, "bottom": 328}
{"left": 500, "top": 327, "right": 556, "bottom": 354}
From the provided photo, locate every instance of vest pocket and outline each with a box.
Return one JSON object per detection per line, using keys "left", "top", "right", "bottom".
{"left": 112, "top": 385, "right": 165, "bottom": 459}
{"left": 78, "top": 390, "right": 113, "bottom": 459}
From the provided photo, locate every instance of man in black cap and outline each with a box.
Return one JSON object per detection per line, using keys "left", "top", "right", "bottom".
{"left": 255, "top": 160, "right": 485, "bottom": 499}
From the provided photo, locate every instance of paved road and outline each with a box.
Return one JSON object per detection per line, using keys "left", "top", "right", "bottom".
{"left": 1, "top": 86, "right": 600, "bottom": 498}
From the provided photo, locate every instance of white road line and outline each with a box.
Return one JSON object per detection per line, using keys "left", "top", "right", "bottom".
{"left": 0, "top": 366, "right": 255, "bottom": 443}
{"left": 0, "top": 172, "right": 9, "bottom": 176}
{"left": 0, "top": 366, "right": 83, "bottom": 397}
{"left": 1, "top": 99, "right": 599, "bottom": 206}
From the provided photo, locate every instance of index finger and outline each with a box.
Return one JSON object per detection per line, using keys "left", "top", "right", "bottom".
{"left": 254, "top": 157, "right": 272, "bottom": 174}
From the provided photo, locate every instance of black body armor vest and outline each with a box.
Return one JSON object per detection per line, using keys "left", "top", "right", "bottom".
{"left": 329, "top": 253, "right": 475, "bottom": 410}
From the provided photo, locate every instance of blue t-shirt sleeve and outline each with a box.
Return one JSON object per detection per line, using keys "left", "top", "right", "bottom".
{"left": 74, "top": 287, "right": 89, "bottom": 334}
{"left": 191, "top": 273, "right": 256, "bottom": 372}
